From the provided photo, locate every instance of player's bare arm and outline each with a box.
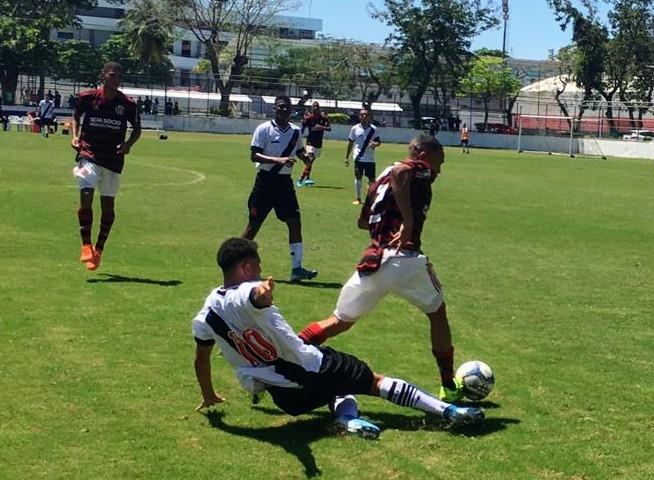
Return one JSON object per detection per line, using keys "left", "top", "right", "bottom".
{"left": 71, "top": 112, "right": 82, "bottom": 150}
{"left": 117, "top": 122, "right": 142, "bottom": 155}
{"left": 194, "top": 343, "right": 225, "bottom": 410}
{"left": 390, "top": 164, "right": 414, "bottom": 248}
{"left": 345, "top": 140, "right": 354, "bottom": 166}
{"left": 250, "top": 276, "right": 275, "bottom": 308}
{"left": 251, "top": 151, "right": 296, "bottom": 167}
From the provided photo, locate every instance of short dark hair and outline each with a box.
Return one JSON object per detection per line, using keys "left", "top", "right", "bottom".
{"left": 275, "top": 95, "right": 291, "bottom": 105}
{"left": 409, "top": 134, "right": 444, "bottom": 157}
{"left": 102, "top": 61, "right": 123, "bottom": 74}
{"left": 216, "top": 237, "right": 260, "bottom": 273}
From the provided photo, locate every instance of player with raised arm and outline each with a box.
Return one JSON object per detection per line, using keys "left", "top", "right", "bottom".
{"left": 241, "top": 95, "right": 318, "bottom": 283}
{"left": 71, "top": 62, "right": 141, "bottom": 271}
{"left": 345, "top": 108, "right": 381, "bottom": 205}
{"left": 192, "top": 237, "right": 484, "bottom": 439}
{"left": 299, "top": 135, "right": 464, "bottom": 402}
{"left": 297, "top": 101, "right": 331, "bottom": 187}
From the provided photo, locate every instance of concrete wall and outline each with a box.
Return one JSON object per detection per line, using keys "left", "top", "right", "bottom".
{"left": 162, "top": 116, "right": 654, "bottom": 160}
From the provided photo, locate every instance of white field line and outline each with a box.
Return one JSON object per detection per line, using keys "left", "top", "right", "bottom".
{"left": 63, "top": 161, "right": 207, "bottom": 188}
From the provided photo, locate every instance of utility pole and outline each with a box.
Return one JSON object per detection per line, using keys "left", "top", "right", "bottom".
{"left": 502, "top": 0, "right": 509, "bottom": 57}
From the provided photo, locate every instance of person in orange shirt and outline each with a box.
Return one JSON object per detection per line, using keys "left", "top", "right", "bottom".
{"left": 460, "top": 123, "right": 470, "bottom": 154}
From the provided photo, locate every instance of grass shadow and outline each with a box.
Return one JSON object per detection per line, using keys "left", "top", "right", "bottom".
{"left": 87, "top": 273, "right": 182, "bottom": 286}
{"left": 204, "top": 407, "right": 520, "bottom": 478}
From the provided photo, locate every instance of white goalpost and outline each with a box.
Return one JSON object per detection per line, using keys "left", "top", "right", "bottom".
{"left": 517, "top": 112, "right": 608, "bottom": 160}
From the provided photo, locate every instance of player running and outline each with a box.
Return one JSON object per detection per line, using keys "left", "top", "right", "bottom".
{"left": 241, "top": 95, "right": 318, "bottom": 283}
{"left": 297, "top": 101, "right": 331, "bottom": 187}
{"left": 192, "top": 237, "right": 484, "bottom": 439}
{"left": 299, "top": 135, "right": 465, "bottom": 402}
{"left": 345, "top": 108, "right": 381, "bottom": 205}
{"left": 71, "top": 62, "right": 141, "bottom": 271}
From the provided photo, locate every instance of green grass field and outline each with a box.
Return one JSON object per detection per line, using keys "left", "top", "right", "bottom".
{"left": 1, "top": 130, "right": 653, "bottom": 479}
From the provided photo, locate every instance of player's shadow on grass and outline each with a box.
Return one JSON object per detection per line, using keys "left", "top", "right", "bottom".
{"left": 86, "top": 273, "right": 182, "bottom": 287}
{"left": 310, "top": 185, "right": 344, "bottom": 190}
{"left": 204, "top": 409, "right": 329, "bottom": 478}
{"left": 275, "top": 280, "right": 342, "bottom": 290}
{"left": 205, "top": 406, "right": 520, "bottom": 478}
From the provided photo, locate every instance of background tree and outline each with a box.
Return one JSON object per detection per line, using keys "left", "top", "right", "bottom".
{"left": 55, "top": 40, "right": 104, "bottom": 86}
{"left": 459, "top": 55, "right": 521, "bottom": 128}
{"left": 372, "top": 0, "right": 498, "bottom": 123}
{"left": 119, "top": 0, "right": 175, "bottom": 86}
{"left": 0, "top": 0, "right": 93, "bottom": 104}
{"left": 166, "top": 0, "right": 298, "bottom": 115}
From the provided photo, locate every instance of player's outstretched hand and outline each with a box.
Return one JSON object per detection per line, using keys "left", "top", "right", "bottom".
{"left": 280, "top": 156, "right": 296, "bottom": 166}
{"left": 71, "top": 137, "right": 80, "bottom": 151}
{"left": 344, "top": 158, "right": 350, "bottom": 167}
{"left": 251, "top": 276, "right": 275, "bottom": 308}
{"left": 195, "top": 392, "right": 225, "bottom": 411}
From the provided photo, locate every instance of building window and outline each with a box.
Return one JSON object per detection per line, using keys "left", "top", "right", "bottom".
{"left": 76, "top": 6, "right": 125, "bottom": 19}
{"left": 57, "top": 32, "right": 74, "bottom": 40}
{"left": 299, "top": 29, "right": 314, "bottom": 40}
{"left": 180, "top": 69, "right": 190, "bottom": 87}
{"left": 181, "top": 40, "right": 192, "bottom": 58}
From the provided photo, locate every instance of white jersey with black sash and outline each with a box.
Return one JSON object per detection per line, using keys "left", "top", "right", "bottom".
{"left": 192, "top": 281, "right": 324, "bottom": 393}
{"left": 348, "top": 123, "right": 380, "bottom": 163}
{"left": 251, "top": 120, "right": 305, "bottom": 175}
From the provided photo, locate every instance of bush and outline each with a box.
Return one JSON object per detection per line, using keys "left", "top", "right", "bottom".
{"left": 327, "top": 113, "right": 350, "bottom": 124}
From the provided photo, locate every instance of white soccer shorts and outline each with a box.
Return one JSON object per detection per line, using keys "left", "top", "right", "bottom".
{"left": 334, "top": 250, "right": 445, "bottom": 322}
{"left": 73, "top": 158, "right": 120, "bottom": 197}
{"left": 305, "top": 145, "right": 322, "bottom": 158}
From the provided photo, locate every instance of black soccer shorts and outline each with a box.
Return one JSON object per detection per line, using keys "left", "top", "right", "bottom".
{"left": 354, "top": 161, "right": 376, "bottom": 182}
{"left": 266, "top": 346, "right": 375, "bottom": 416}
{"left": 247, "top": 171, "right": 301, "bottom": 223}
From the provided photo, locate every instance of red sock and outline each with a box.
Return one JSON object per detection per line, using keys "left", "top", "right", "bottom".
{"left": 432, "top": 346, "right": 455, "bottom": 388}
{"left": 298, "top": 322, "right": 327, "bottom": 345}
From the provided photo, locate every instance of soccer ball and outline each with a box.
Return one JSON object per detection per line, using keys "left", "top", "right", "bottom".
{"left": 455, "top": 360, "right": 495, "bottom": 401}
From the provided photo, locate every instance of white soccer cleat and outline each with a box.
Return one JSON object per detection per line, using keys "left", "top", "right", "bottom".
{"left": 333, "top": 415, "right": 380, "bottom": 440}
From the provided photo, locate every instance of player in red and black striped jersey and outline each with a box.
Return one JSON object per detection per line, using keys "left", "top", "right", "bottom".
{"left": 298, "top": 102, "right": 331, "bottom": 186}
{"left": 299, "top": 135, "right": 466, "bottom": 403}
{"left": 71, "top": 62, "right": 141, "bottom": 271}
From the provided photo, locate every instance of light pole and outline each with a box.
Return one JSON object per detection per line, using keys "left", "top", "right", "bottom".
{"left": 164, "top": 67, "right": 175, "bottom": 115}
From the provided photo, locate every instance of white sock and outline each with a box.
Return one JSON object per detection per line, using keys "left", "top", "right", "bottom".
{"left": 289, "top": 242, "right": 303, "bottom": 269}
{"left": 355, "top": 179, "right": 362, "bottom": 200}
{"left": 379, "top": 376, "right": 448, "bottom": 416}
{"left": 332, "top": 395, "right": 358, "bottom": 418}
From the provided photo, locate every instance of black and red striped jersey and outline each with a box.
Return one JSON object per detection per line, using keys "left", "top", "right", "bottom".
{"left": 357, "top": 159, "right": 435, "bottom": 274}
{"left": 301, "top": 112, "right": 330, "bottom": 148}
{"left": 75, "top": 88, "right": 140, "bottom": 173}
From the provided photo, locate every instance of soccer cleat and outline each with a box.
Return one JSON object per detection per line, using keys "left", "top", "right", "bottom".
{"left": 80, "top": 244, "right": 95, "bottom": 263}
{"left": 303, "top": 179, "right": 315, "bottom": 186}
{"left": 442, "top": 405, "right": 485, "bottom": 428}
{"left": 86, "top": 248, "right": 102, "bottom": 271}
{"left": 333, "top": 415, "right": 380, "bottom": 440}
{"left": 439, "top": 378, "right": 464, "bottom": 403}
{"left": 296, "top": 179, "right": 304, "bottom": 187}
{"left": 291, "top": 266, "right": 318, "bottom": 283}
{"left": 352, "top": 199, "right": 362, "bottom": 205}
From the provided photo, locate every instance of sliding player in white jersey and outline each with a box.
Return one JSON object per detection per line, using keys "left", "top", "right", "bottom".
{"left": 192, "top": 237, "right": 484, "bottom": 439}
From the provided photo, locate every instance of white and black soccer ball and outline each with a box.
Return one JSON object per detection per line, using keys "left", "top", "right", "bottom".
{"left": 455, "top": 360, "right": 495, "bottom": 401}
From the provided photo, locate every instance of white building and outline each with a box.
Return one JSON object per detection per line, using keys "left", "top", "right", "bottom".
{"left": 53, "top": 1, "right": 323, "bottom": 79}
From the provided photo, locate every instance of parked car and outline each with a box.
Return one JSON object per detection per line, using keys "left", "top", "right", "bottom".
{"left": 475, "top": 122, "right": 518, "bottom": 134}
{"left": 622, "top": 129, "right": 654, "bottom": 141}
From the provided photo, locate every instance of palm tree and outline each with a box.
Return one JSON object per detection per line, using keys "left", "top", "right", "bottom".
{"left": 119, "top": 0, "right": 174, "bottom": 67}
